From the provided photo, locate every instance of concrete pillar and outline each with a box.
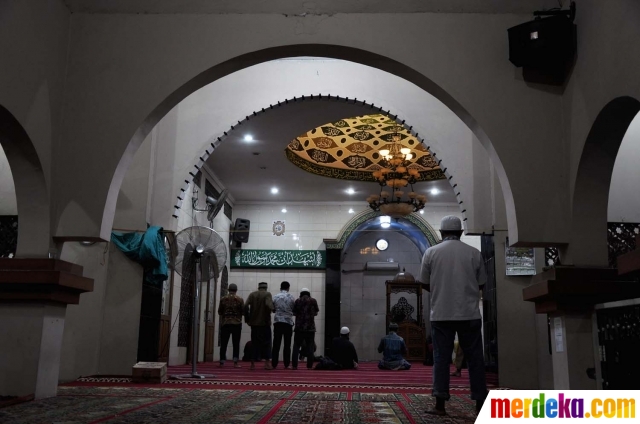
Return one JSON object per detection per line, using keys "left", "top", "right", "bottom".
{"left": 494, "top": 231, "right": 540, "bottom": 389}
{"left": 549, "top": 313, "right": 597, "bottom": 389}
{"left": 0, "top": 304, "right": 66, "bottom": 399}
{"left": 0, "top": 259, "right": 93, "bottom": 399}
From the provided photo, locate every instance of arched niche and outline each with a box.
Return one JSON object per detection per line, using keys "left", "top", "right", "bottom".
{"left": 0, "top": 104, "right": 50, "bottom": 257}
{"left": 568, "top": 96, "right": 640, "bottom": 266}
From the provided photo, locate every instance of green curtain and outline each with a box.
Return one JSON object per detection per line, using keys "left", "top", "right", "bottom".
{"left": 111, "top": 226, "right": 168, "bottom": 286}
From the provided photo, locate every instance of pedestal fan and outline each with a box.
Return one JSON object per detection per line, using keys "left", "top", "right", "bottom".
{"left": 170, "top": 225, "right": 227, "bottom": 379}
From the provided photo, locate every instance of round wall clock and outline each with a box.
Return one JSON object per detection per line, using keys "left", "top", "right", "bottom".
{"left": 273, "top": 220, "right": 286, "bottom": 236}
{"left": 376, "top": 238, "right": 389, "bottom": 251}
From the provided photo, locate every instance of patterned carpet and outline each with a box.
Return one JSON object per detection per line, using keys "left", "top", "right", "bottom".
{"left": 0, "top": 386, "right": 480, "bottom": 423}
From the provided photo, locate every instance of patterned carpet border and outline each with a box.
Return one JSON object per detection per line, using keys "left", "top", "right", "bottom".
{"left": 73, "top": 376, "right": 481, "bottom": 392}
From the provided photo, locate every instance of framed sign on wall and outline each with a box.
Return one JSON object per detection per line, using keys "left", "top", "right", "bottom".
{"left": 231, "top": 249, "right": 326, "bottom": 269}
{"left": 505, "top": 238, "right": 536, "bottom": 276}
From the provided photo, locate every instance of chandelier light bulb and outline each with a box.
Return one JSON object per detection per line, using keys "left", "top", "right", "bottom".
{"left": 400, "top": 147, "right": 411, "bottom": 155}
{"left": 405, "top": 153, "right": 413, "bottom": 160}
{"left": 379, "top": 149, "right": 390, "bottom": 157}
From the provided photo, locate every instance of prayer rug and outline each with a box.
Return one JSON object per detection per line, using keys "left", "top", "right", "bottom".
{"left": 0, "top": 386, "right": 481, "bottom": 423}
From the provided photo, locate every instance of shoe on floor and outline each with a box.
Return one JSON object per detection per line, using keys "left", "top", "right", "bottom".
{"left": 425, "top": 408, "right": 447, "bottom": 416}
{"left": 450, "top": 370, "right": 461, "bottom": 377}
{"left": 264, "top": 363, "right": 273, "bottom": 370}
{"left": 250, "top": 363, "right": 255, "bottom": 370}
{"left": 234, "top": 363, "right": 241, "bottom": 368}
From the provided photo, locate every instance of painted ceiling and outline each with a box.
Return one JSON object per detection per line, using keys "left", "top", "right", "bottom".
{"left": 285, "top": 114, "right": 446, "bottom": 183}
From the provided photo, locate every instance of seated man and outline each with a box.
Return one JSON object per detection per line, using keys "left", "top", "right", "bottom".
{"left": 330, "top": 326, "right": 359, "bottom": 370}
{"left": 377, "top": 323, "right": 411, "bottom": 370}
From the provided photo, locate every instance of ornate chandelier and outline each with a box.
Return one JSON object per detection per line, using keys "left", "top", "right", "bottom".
{"left": 366, "top": 128, "right": 427, "bottom": 217}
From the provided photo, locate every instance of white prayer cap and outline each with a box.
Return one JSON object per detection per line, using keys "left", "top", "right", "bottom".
{"left": 340, "top": 326, "right": 350, "bottom": 335}
{"left": 301, "top": 288, "right": 310, "bottom": 294}
{"left": 440, "top": 215, "right": 462, "bottom": 231}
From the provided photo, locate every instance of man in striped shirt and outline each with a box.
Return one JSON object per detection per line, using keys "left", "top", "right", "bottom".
{"left": 271, "top": 281, "right": 296, "bottom": 369}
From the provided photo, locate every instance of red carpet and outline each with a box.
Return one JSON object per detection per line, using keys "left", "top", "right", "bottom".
{"left": 69, "top": 362, "right": 498, "bottom": 393}
{"left": 167, "top": 362, "right": 498, "bottom": 387}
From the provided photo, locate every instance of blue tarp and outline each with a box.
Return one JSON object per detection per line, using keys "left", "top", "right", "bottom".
{"left": 111, "top": 226, "right": 168, "bottom": 286}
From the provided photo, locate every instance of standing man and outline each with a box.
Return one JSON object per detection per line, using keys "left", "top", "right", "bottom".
{"left": 244, "top": 282, "right": 274, "bottom": 370}
{"left": 291, "top": 287, "right": 319, "bottom": 370}
{"left": 420, "top": 215, "right": 487, "bottom": 416}
{"left": 217, "top": 283, "right": 244, "bottom": 368}
{"left": 271, "top": 281, "right": 296, "bottom": 369}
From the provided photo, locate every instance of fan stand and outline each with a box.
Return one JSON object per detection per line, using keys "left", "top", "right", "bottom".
{"left": 170, "top": 245, "right": 215, "bottom": 380}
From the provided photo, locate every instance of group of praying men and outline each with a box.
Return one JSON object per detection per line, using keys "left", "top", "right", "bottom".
{"left": 218, "top": 280, "right": 412, "bottom": 371}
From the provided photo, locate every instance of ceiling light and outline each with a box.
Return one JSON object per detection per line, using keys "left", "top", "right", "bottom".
{"left": 244, "top": 134, "right": 253, "bottom": 142}
{"left": 367, "top": 126, "right": 427, "bottom": 217}
{"left": 419, "top": 210, "right": 424, "bottom": 215}
{"left": 380, "top": 215, "right": 391, "bottom": 229}
{"left": 431, "top": 188, "right": 439, "bottom": 195}
{"left": 348, "top": 208, "right": 354, "bottom": 214}
{"left": 346, "top": 188, "right": 355, "bottom": 195}
{"left": 271, "top": 187, "right": 279, "bottom": 194}
{"left": 282, "top": 208, "right": 287, "bottom": 213}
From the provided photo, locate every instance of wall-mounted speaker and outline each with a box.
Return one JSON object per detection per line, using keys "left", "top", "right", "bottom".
{"left": 508, "top": 2, "right": 577, "bottom": 85}
{"left": 232, "top": 218, "right": 250, "bottom": 244}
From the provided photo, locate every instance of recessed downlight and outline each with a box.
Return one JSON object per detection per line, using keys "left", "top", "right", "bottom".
{"left": 431, "top": 188, "right": 440, "bottom": 195}
{"left": 282, "top": 208, "right": 287, "bottom": 213}
{"left": 346, "top": 188, "right": 355, "bottom": 195}
{"left": 244, "top": 134, "right": 253, "bottom": 142}
{"left": 271, "top": 187, "right": 279, "bottom": 194}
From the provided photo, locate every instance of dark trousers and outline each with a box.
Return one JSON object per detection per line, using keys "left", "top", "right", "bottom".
{"left": 431, "top": 319, "right": 487, "bottom": 401}
{"left": 251, "top": 325, "right": 272, "bottom": 362}
{"left": 272, "top": 322, "right": 293, "bottom": 368}
{"left": 292, "top": 330, "right": 315, "bottom": 369}
{"left": 219, "top": 323, "right": 242, "bottom": 363}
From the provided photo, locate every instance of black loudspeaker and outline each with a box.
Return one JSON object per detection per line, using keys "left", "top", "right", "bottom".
{"left": 233, "top": 218, "right": 250, "bottom": 244}
{"left": 508, "top": 13, "right": 576, "bottom": 85}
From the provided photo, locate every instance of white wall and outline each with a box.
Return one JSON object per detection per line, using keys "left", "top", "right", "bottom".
{"left": 608, "top": 112, "right": 640, "bottom": 222}
{"left": 0, "top": 146, "right": 17, "bottom": 215}
{"left": 341, "top": 230, "right": 423, "bottom": 362}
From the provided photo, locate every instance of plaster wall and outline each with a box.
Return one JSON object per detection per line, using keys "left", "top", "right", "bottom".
{"left": 0, "top": 146, "right": 17, "bottom": 215}
{"left": 59, "top": 242, "right": 110, "bottom": 382}
{"left": 608, "top": 112, "right": 640, "bottom": 223}
{"left": 54, "top": 11, "right": 568, "bottom": 247}
{"left": 98, "top": 244, "right": 143, "bottom": 375}
{"left": 341, "top": 230, "right": 423, "bottom": 362}
{"left": 563, "top": 0, "right": 640, "bottom": 264}
{"left": 0, "top": 0, "right": 69, "bottom": 186}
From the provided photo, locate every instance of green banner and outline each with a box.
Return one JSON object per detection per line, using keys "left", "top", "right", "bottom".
{"left": 231, "top": 249, "right": 326, "bottom": 269}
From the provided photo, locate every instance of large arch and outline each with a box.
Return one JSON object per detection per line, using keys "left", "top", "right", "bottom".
{"left": 172, "top": 95, "right": 468, "bottom": 226}
{"left": 94, "top": 45, "right": 516, "bottom": 244}
{"left": 567, "top": 96, "right": 640, "bottom": 266}
{"left": 0, "top": 105, "right": 50, "bottom": 257}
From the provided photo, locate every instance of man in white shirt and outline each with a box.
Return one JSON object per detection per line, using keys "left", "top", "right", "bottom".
{"left": 420, "top": 215, "right": 487, "bottom": 416}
